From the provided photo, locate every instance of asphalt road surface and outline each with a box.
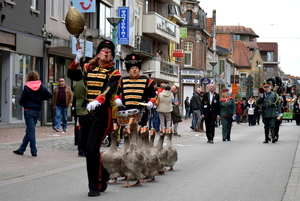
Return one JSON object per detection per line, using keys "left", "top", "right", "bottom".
{"left": 0, "top": 121, "right": 299, "bottom": 201}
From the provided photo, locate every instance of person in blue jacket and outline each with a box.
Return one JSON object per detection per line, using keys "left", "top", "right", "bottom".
{"left": 13, "top": 71, "right": 52, "bottom": 157}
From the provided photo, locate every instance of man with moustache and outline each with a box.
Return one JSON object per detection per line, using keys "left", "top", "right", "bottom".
{"left": 201, "top": 84, "right": 220, "bottom": 144}
{"left": 256, "top": 82, "right": 282, "bottom": 143}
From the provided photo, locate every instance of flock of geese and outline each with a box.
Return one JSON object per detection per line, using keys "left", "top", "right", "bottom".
{"left": 102, "top": 118, "right": 178, "bottom": 187}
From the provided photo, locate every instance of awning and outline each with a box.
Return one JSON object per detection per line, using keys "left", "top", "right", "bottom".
{"left": 47, "top": 46, "right": 74, "bottom": 59}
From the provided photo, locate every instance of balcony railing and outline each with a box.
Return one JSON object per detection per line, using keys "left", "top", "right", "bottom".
{"left": 162, "top": 0, "right": 180, "bottom": 6}
{"left": 134, "top": 35, "right": 152, "bottom": 55}
{"left": 143, "top": 12, "right": 179, "bottom": 43}
{"left": 160, "top": 60, "right": 179, "bottom": 76}
{"left": 142, "top": 59, "right": 179, "bottom": 83}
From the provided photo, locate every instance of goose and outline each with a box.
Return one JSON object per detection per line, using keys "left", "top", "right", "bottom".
{"left": 152, "top": 127, "right": 168, "bottom": 175}
{"left": 149, "top": 128, "right": 156, "bottom": 148}
{"left": 118, "top": 125, "right": 131, "bottom": 182}
{"left": 102, "top": 128, "right": 123, "bottom": 184}
{"left": 139, "top": 126, "right": 161, "bottom": 183}
{"left": 136, "top": 125, "right": 142, "bottom": 148}
{"left": 122, "top": 118, "right": 146, "bottom": 187}
{"left": 120, "top": 126, "right": 130, "bottom": 154}
{"left": 165, "top": 129, "right": 178, "bottom": 171}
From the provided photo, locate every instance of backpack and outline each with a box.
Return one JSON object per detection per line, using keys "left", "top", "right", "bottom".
{"left": 237, "top": 104, "right": 242, "bottom": 114}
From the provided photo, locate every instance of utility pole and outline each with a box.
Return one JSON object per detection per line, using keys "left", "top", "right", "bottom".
{"left": 246, "top": 74, "right": 254, "bottom": 99}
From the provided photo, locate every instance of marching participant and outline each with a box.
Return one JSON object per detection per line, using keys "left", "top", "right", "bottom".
{"left": 270, "top": 76, "right": 287, "bottom": 140}
{"left": 220, "top": 89, "right": 236, "bottom": 141}
{"left": 256, "top": 82, "right": 282, "bottom": 143}
{"left": 116, "top": 53, "right": 156, "bottom": 126}
{"left": 68, "top": 40, "right": 121, "bottom": 196}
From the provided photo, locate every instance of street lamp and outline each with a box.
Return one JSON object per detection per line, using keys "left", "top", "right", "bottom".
{"left": 209, "top": 60, "right": 218, "bottom": 83}
{"left": 239, "top": 77, "right": 245, "bottom": 99}
{"left": 106, "top": 17, "right": 123, "bottom": 63}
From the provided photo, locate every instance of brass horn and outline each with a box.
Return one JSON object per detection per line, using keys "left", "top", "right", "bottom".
{"left": 259, "top": 88, "right": 264, "bottom": 93}
{"left": 65, "top": 7, "right": 85, "bottom": 36}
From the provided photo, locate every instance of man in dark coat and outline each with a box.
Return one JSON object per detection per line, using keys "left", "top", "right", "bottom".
{"left": 184, "top": 96, "right": 190, "bottom": 119}
{"left": 201, "top": 84, "right": 220, "bottom": 143}
{"left": 256, "top": 83, "right": 282, "bottom": 143}
{"left": 190, "top": 88, "right": 202, "bottom": 132}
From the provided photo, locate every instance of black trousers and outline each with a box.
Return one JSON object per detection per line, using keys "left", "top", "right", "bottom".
{"left": 205, "top": 111, "right": 217, "bottom": 141}
{"left": 274, "top": 118, "right": 281, "bottom": 138}
{"left": 83, "top": 107, "right": 110, "bottom": 192}
{"left": 296, "top": 114, "right": 300, "bottom": 125}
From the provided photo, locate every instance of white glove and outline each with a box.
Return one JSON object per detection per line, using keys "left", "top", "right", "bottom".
{"left": 147, "top": 101, "right": 153, "bottom": 110}
{"left": 75, "top": 49, "right": 83, "bottom": 64}
{"left": 87, "top": 100, "right": 101, "bottom": 111}
{"left": 115, "top": 98, "right": 122, "bottom": 107}
{"left": 279, "top": 113, "right": 283, "bottom": 117}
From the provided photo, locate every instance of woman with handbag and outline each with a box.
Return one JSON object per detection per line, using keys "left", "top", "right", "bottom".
{"left": 246, "top": 97, "right": 256, "bottom": 126}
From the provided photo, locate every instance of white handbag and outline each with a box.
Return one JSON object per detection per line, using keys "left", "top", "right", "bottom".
{"left": 248, "top": 108, "right": 254, "bottom": 115}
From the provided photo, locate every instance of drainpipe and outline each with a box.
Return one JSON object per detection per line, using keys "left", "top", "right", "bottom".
{"left": 41, "top": 0, "right": 47, "bottom": 126}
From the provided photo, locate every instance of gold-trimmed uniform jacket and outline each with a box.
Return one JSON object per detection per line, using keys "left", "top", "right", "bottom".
{"left": 68, "top": 61, "right": 121, "bottom": 107}
{"left": 120, "top": 75, "right": 156, "bottom": 110}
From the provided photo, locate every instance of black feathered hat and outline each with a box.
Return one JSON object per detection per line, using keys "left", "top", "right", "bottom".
{"left": 124, "top": 53, "right": 142, "bottom": 72}
{"left": 96, "top": 40, "right": 115, "bottom": 58}
{"left": 275, "top": 76, "right": 282, "bottom": 86}
{"left": 265, "top": 77, "right": 276, "bottom": 87}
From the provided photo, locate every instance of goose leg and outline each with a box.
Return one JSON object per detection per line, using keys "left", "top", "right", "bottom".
{"left": 109, "top": 178, "right": 118, "bottom": 184}
{"left": 147, "top": 176, "right": 157, "bottom": 182}
{"left": 156, "top": 171, "right": 165, "bottom": 175}
{"left": 167, "top": 167, "right": 174, "bottom": 171}
{"left": 122, "top": 181, "right": 131, "bottom": 188}
{"left": 132, "top": 180, "right": 142, "bottom": 187}
{"left": 140, "top": 178, "right": 147, "bottom": 183}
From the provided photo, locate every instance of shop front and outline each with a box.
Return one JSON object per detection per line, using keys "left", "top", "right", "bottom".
{"left": 0, "top": 32, "right": 44, "bottom": 125}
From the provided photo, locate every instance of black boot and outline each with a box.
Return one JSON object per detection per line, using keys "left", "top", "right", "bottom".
{"left": 271, "top": 128, "right": 278, "bottom": 143}
{"left": 263, "top": 129, "right": 269, "bottom": 143}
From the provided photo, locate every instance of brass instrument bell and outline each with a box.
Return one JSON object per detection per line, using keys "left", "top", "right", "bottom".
{"left": 259, "top": 88, "right": 264, "bottom": 94}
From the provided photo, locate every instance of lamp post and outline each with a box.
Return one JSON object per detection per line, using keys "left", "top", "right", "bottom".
{"left": 209, "top": 60, "right": 218, "bottom": 83}
{"left": 240, "top": 77, "right": 244, "bottom": 99}
{"left": 106, "top": 17, "right": 123, "bottom": 63}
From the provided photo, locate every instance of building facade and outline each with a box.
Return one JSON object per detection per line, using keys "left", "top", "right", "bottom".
{"left": 0, "top": 0, "right": 46, "bottom": 125}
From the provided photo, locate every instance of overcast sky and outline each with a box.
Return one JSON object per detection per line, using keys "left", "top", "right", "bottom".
{"left": 200, "top": 0, "right": 300, "bottom": 77}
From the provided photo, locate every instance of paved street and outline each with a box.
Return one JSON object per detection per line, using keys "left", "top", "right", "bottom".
{"left": 0, "top": 119, "right": 300, "bottom": 200}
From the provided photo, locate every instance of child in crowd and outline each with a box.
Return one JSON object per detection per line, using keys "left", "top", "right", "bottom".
{"left": 171, "top": 99, "right": 182, "bottom": 137}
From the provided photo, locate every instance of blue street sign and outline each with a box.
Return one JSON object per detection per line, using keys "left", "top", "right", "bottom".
{"left": 118, "top": 7, "right": 129, "bottom": 45}
{"left": 201, "top": 78, "right": 211, "bottom": 85}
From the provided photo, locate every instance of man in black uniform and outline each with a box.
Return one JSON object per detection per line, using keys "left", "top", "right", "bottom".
{"left": 116, "top": 53, "right": 156, "bottom": 126}
{"left": 266, "top": 76, "right": 287, "bottom": 140}
{"left": 201, "top": 84, "right": 220, "bottom": 144}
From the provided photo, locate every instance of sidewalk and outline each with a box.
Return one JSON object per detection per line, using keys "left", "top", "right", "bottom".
{"left": 0, "top": 124, "right": 80, "bottom": 182}
{"left": 0, "top": 125, "right": 75, "bottom": 144}
{"left": 0, "top": 118, "right": 195, "bottom": 145}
